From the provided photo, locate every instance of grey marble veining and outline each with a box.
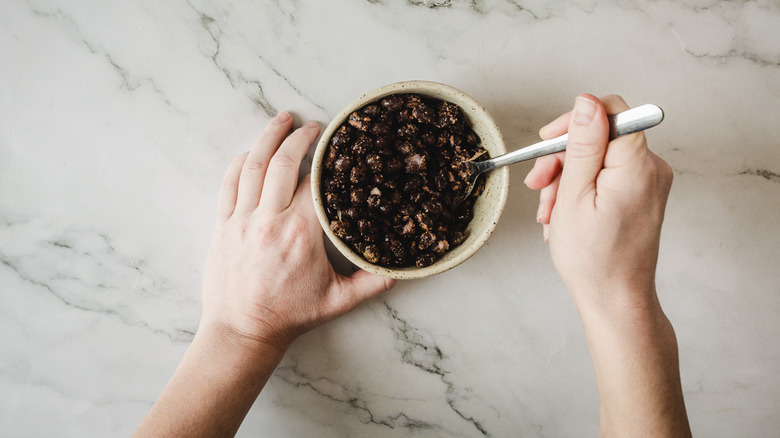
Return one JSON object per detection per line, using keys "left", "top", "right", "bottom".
{"left": 2, "top": 0, "right": 779, "bottom": 436}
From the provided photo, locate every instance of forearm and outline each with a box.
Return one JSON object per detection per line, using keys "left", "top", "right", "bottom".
{"left": 133, "top": 323, "right": 286, "bottom": 438}
{"left": 575, "top": 288, "right": 691, "bottom": 438}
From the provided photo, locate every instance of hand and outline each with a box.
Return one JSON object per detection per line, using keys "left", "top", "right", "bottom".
{"left": 524, "top": 94, "right": 673, "bottom": 312}
{"left": 525, "top": 96, "right": 689, "bottom": 436}
{"left": 134, "top": 113, "right": 396, "bottom": 438}
{"left": 201, "top": 112, "right": 395, "bottom": 352}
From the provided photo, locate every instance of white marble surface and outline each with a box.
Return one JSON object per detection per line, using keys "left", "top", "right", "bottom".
{"left": 2, "top": 0, "right": 779, "bottom": 436}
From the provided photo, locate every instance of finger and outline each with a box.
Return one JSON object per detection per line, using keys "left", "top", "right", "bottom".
{"left": 234, "top": 112, "right": 294, "bottom": 215}
{"left": 536, "top": 173, "right": 560, "bottom": 224}
{"left": 217, "top": 151, "right": 249, "bottom": 222}
{"left": 557, "top": 94, "right": 609, "bottom": 204}
{"left": 289, "top": 176, "right": 321, "bottom": 230}
{"left": 601, "top": 94, "right": 630, "bottom": 113}
{"left": 599, "top": 95, "right": 648, "bottom": 170}
{"left": 524, "top": 152, "right": 564, "bottom": 190}
{"left": 258, "top": 121, "right": 320, "bottom": 213}
{"left": 539, "top": 110, "right": 572, "bottom": 140}
{"left": 331, "top": 270, "right": 396, "bottom": 316}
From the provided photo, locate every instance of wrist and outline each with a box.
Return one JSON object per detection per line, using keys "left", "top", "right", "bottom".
{"left": 194, "top": 318, "right": 291, "bottom": 363}
{"left": 567, "top": 280, "right": 665, "bottom": 331}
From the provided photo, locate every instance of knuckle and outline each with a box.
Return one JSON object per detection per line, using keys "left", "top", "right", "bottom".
{"left": 658, "top": 158, "right": 674, "bottom": 190}
{"left": 284, "top": 215, "right": 312, "bottom": 244}
{"left": 567, "top": 139, "right": 604, "bottom": 160}
{"left": 244, "top": 160, "right": 268, "bottom": 172}
{"left": 270, "top": 153, "right": 298, "bottom": 170}
{"left": 253, "top": 220, "right": 280, "bottom": 244}
{"left": 601, "top": 94, "right": 630, "bottom": 113}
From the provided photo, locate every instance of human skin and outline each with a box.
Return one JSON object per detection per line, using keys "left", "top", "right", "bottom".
{"left": 135, "top": 95, "right": 690, "bottom": 437}
{"left": 524, "top": 94, "right": 691, "bottom": 437}
{"left": 132, "top": 112, "right": 395, "bottom": 437}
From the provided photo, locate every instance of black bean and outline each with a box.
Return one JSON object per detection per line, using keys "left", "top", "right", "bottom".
{"left": 350, "top": 164, "right": 367, "bottom": 184}
{"left": 381, "top": 95, "right": 404, "bottom": 111}
{"left": 351, "top": 135, "right": 371, "bottom": 156}
{"left": 397, "top": 141, "right": 414, "bottom": 156}
{"left": 404, "top": 153, "right": 427, "bottom": 173}
{"left": 324, "top": 173, "right": 346, "bottom": 192}
{"left": 334, "top": 156, "right": 352, "bottom": 174}
{"left": 436, "top": 102, "right": 460, "bottom": 128}
{"left": 374, "top": 136, "right": 390, "bottom": 150}
{"left": 365, "top": 153, "right": 382, "bottom": 172}
{"left": 416, "top": 253, "right": 437, "bottom": 268}
{"left": 415, "top": 212, "right": 433, "bottom": 231}
{"left": 363, "top": 245, "right": 380, "bottom": 263}
{"left": 398, "top": 124, "right": 419, "bottom": 138}
{"left": 330, "top": 220, "right": 350, "bottom": 238}
{"left": 464, "top": 130, "right": 479, "bottom": 146}
{"left": 412, "top": 104, "right": 435, "bottom": 124}
{"left": 363, "top": 104, "right": 380, "bottom": 116}
{"left": 398, "top": 108, "right": 414, "bottom": 124}
{"left": 350, "top": 188, "right": 366, "bottom": 205}
{"left": 331, "top": 125, "right": 352, "bottom": 147}
{"left": 432, "top": 239, "right": 450, "bottom": 255}
{"left": 406, "top": 94, "right": 423, "bottom": 108}
{"left": 357, "top": 218, "right": 373, "bottom": 235}
{"left": 325, "top": 192, "right": 342, "bottom": 209}
{"left": 399, "top": 217, "right": 415, "bottom": 236}
{"left": 451, "top": 231, "right": 466, "bottom": 246}
{"left": 348, "top": 111, "right": 371, "bottom": 131}
{"left": 418, "top": 231, "right": 436, "bottom": 250}
{"left": 370, "top": 122, "right": 392, "bottom": 136}
{"left": 367, "top": 194, "right": 381, "bottom": 209}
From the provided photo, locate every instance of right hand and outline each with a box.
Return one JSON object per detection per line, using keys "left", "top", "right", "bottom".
{"left": 524, "top": 94, "right": 673, "bottom": 312}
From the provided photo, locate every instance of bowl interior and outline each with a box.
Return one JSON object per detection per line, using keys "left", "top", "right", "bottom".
{"left": 311, "top": 81, "right": 509, "bottom": 279}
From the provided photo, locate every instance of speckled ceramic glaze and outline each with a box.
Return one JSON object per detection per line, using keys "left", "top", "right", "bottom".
{"left": 311, "top": 81, "right": 510, "bottom": 279}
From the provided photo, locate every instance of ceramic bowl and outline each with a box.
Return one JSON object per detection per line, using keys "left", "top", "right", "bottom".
{"left": 311, "top": 80, "right": 510, "bottom": 279}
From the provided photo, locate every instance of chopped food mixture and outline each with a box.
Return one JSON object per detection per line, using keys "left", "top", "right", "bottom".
{"left": 321, "top": 93, "right": 487, "bottom": 268}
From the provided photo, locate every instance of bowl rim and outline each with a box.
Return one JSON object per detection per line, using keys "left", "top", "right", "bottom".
{"left": 311, "top": 80, "right": 510, "bottom": 279}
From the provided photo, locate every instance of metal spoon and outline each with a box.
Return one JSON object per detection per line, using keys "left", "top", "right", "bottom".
{"left": 455, "top": 104, "right": 665, "bottom": 204}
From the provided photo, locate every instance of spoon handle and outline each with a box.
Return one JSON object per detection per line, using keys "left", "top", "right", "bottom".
{"left": 473, "top": 104, "right": 664, "bottom": 173}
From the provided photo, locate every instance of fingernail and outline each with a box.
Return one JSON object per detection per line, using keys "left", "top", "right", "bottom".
{"left": 573, "top": 96, "right": 596, "bottom": 126}
{"left": 303, "top": 120, "right": 319, "bottom": 128}
{"left": 536, "top": 204, "right": 545, "bottom": 223}
{"left": 272, "top": 111, "right": 291, "bottom": 124}
{"left": 543, "top": 224, "right": 550, "bottom": 242}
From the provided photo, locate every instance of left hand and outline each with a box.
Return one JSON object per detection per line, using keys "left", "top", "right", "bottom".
{"left": 200, "top": 112, "right": 396, "bottom": 353}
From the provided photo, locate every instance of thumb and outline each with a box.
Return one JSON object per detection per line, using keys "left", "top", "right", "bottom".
{"left": 558, "top": 94, "right": 609, "bottom": 203}
{"left": 333, "top": 270, "right": 396, "bottom": 314}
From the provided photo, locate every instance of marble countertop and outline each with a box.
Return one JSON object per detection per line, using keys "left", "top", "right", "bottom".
{"left": 2, "top": 0, "right": 779, "bottom": 436}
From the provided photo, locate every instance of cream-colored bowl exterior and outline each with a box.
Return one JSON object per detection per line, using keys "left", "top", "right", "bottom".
{"left": 311, "top": 81, "right": 510, "bottom": 279}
